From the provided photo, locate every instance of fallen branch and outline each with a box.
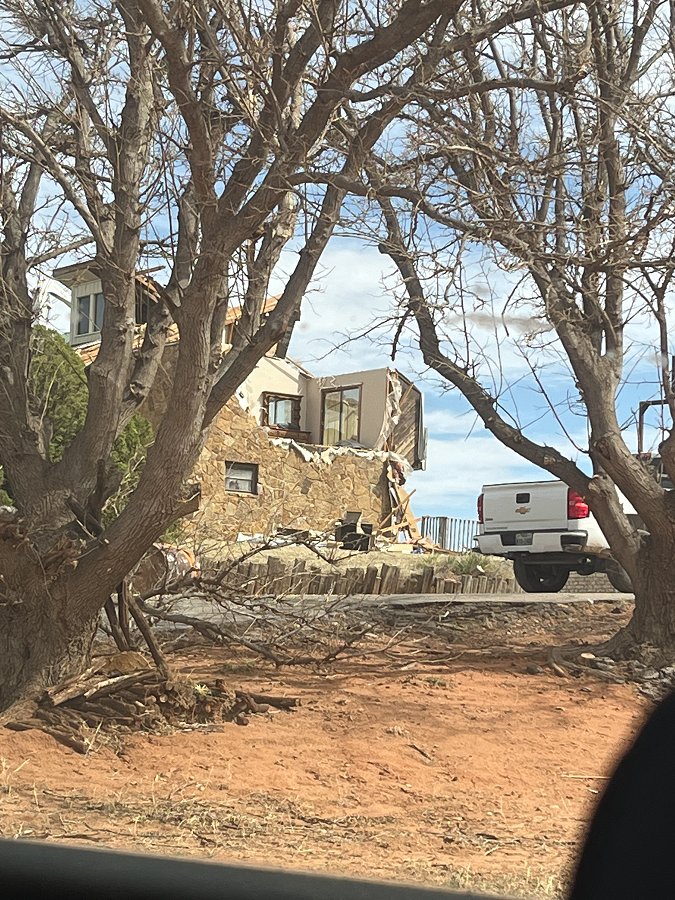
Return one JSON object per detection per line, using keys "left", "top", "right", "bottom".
{"left": 126, "top": 592, "right": 172, "bottom": 680}
{"left": 234, "top": 689, "right": 300, "bottom": 710}
{"left": 137, "top": 600, "right": 288, "bottom": 666}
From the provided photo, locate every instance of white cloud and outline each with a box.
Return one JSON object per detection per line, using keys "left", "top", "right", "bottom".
{"left": 285, "top": 241, "right": 397, "bottom": 376}
{"left": 406, "top": 434, "right": 546, "bottom": 521}
{"left": 423, "top": 407, "right": 482, "bottom": 436}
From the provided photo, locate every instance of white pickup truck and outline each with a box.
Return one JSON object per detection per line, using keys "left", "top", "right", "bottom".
{"left": 475, "top": 480, "right": 635, "bottom": 593}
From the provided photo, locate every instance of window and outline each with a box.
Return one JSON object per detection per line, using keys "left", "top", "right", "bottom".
{"left": 225, "top": 462, "right": 258, "bottom": 494}
{"left": 74, "top": 290, "right": 149, "bottom": 342}
{"left": 322, "top": 385, "right": 361, "bottom": 445}
{"left": 135, "top": 294, "right": 149, "bottom": 325}
{"left": 262, "top": 393, "right": 301, "bottom": 431}
{"left": 76, "top": 292, "right": 105, "bottom": 337}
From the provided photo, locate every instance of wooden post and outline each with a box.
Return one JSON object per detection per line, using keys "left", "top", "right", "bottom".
{"left": 291, "top": 560, "right": 306, "bottom": 593}
{"left": 267, "top": 556, "right": 286, "bottom": 593}
{"left": 236, "top": 562, "right": 251, "bottom": 595}
{"left": 363, "top": 566, "right": 378, "bottom": 594}
{"left": 246, "top": 562, "right": 264, "bottom": 595}
{"left": 308, "top": 566, "right": 322, "bottom": 593}
{"left": 318, "top": 574, "right": 333, "bottom": 595}
{"left": 379, "top": 564, "right": 400, "bottom": 594}
{"left": 379, "top": 563, "right": 393, "bottom": 594}
{"left": 420, "top": 566, "right": 434, "bottom": 593}
{"left": 345, "top": 567, "right": 362, "bottom": 595}
{"left": 460, "top": 574, "right": 474, "bottom": 593}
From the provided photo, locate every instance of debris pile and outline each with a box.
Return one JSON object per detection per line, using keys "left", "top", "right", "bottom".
{"left": 4, "top": 652, "right": 299, "bottom": 753}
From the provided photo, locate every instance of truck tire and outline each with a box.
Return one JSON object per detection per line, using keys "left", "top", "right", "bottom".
{"left": 513, "top": 559, "right": 569, "bottom": 593}
{"left": 605, "top": 560, "right": 633, "bottom": 593}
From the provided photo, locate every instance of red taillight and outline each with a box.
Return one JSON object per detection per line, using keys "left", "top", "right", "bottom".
{"left": 567, "top": 487, "right": 589, "bottom": 520}
{"left": 477, "top": 493, "right": 484, "bottom": 524}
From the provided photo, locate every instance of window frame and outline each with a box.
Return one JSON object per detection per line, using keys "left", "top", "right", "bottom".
{"left": 224, "top": 461, "right": 259, "bottom": 495}
{"left": 74, "top": 291, "right": 105, "bottom": 340}
{"left": 135, "top": 293, "right": 149, "bottom": 326}
{"left": 320, "top": 384, "right": 362, "bottom": 446}
{"left": 261, "top": 392, "right": 302, "bottom": 431}
{"left": 71, "top": 282, "right": 151, "bottom": 345}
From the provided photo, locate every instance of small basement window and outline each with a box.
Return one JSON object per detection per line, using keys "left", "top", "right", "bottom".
{"left": 225, "top": 461, "right": 258, "bottom": 494}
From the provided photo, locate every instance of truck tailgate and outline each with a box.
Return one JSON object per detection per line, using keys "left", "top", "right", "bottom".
{"left": 482, "top": 481, "right": 569, "bottom": 531}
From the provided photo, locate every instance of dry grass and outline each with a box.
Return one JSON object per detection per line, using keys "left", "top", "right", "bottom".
{"left": 0, "top": 781, "right": 569, "bottom": 897}
{"left": 445, "top": 866, "right": 566, "bottom": 899}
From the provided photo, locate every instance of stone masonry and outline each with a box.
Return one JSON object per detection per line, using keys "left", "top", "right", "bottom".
{"left": 191, "top": 398, "right": 389, "bottom": 541}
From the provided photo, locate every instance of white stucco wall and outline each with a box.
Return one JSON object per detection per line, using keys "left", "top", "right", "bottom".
{"left": 237, "top": 356, "right": 311, "bottom": 430}
{"left": 305, "top": 368, "right": 389, "bottom": 446}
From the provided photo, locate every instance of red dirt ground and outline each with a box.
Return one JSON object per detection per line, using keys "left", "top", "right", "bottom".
{"left": 0, "top": 597, "right": 650, "bottom": 898}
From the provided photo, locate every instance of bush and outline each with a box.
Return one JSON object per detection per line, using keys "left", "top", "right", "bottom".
{"left": 1, "top": 326, "right": 155, "bottom": 522}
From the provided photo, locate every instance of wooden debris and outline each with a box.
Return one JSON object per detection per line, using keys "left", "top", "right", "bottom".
{"left": 409, "top": 742, "right": 433, "bottom": 761}
{"left": 5, "top": 666, "right": 299, "bottom": 755}
{"left": 234, "top": 690, "right": 300, "bottom": 711}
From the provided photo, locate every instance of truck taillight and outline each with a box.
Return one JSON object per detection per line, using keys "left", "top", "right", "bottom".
{"left": 477, "top": 493, "right": 484, "bottom": 524}
{"left": 567, "top": 487, "right": 589, "bottom": 520}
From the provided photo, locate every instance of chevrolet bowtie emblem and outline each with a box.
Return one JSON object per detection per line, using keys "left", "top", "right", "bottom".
{"left": 515, "top": 506, "right": 530, "bottom": 515}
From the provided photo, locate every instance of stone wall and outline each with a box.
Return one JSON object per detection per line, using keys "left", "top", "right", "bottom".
{"left": 563, "top": 571, "right": 616, "bottom": 593}
{"left": 191, "top": 398, "right": 389, "bottom": 541}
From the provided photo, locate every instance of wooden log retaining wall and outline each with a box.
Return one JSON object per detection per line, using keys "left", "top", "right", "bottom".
{"left": 214, "top": 557, "right": 523, "bottom": 597}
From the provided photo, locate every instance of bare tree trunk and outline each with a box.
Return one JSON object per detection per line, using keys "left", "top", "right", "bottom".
{"left": 0, "top": 0, "right": 456, "bottom": 710}
{"left": 0, "top": 585, "right": 97, "bottom": 711}
{"left": 606, "top": 537, "right": 675, "bottom": 657}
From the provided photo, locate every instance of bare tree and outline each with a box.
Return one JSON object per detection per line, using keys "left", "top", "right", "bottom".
{"left": 308, "top": 0, "right": 675, "bottom": 655}
{"left": 0, "top": 0, "right": 462, "bottom": 709}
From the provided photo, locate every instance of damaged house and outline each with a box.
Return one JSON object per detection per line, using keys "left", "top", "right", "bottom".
{"left": 52, "top": 263, "right": 427, "bottom": 542}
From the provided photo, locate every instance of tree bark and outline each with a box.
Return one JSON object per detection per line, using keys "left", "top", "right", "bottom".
{"left": 602, "top": 535, "right": 675, "bottom": 660}
{"left": 0, "top": 590, "right": 97, "bottom": 712}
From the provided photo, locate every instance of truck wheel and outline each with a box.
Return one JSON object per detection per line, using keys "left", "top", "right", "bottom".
{"left": 605, "top": 560, "right": 633, "bottom": 593}
{"left": 513, "top": 559, "right": 569, "bottom": 593}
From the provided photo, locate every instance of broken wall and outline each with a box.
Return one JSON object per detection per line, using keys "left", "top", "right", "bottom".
{"left": 236, "top": 356, "right": 310, "bottom": 430}
{"left": 190, "top": 398, "right": 389, "bottom": 542}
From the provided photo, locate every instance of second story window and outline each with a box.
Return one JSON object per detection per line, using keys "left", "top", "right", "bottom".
{"left": 135, "top": 294, "right": 149, "bottom": 325}
{"left": 322, "top": 385, "right": 361, "bottom": 445}
{"left": 76, "top": 292, "right": 104, "bottom": 337}
{"left": 262, "top": 393, "right": 301, "bottom": 431}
